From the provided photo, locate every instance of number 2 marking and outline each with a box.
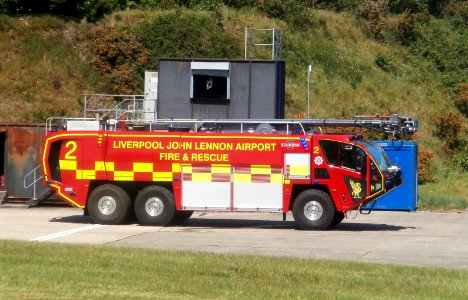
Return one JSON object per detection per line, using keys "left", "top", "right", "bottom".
{"left": 313, "top": 146, "right": 319, "bottom": 154}
{"left": 65, "top": 141, "right": 77, "bottom": 159}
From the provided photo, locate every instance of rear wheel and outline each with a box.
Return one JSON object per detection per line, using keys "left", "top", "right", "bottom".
{"left": 134, "top": 186, "right": 176, "bottom": 226}
{"left": 292, "top": 189, "right": 335, "bottom": 230}
{"left": 88, "top": 184, "right": 131, "bottom": 225}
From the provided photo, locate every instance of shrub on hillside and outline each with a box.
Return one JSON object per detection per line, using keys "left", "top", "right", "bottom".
{"left": 316, "top": 0, "right": 366, "bottom": 11}
{"left": 256, "top": 0, "right": 314, "bottom": 30}
{"left": 357, "top": 1, "right": 386, "bottom": 39}
{"left": 90, "top": 25, "right": 148, "bottom": 94}
{"left": 432, "top": 110, "right": 465, "bottom": 153}
{"left": 396, "top": 8, "right": 420, "bottom": 44}
{"left": 135, "top": 12, "right": 241, "bottom": 69}
{"left": 455, "top": 83, "right": 468, "bottom": 117}
{"left": 374, "top": 52, "right": 398, "bottom": 74}
{"left": 418, "top": 146, "right": 436, "bottom": 183}
{"left": 442, "top": 0, "right": 468, "bottom": 21}
{"left": 0, "top": 15, "right": 14, "bottom": 30}
{"left": 388, "top": 0, "right": 428, "bottom": 14}
{"left": 223, "top": 0, "right": 255, "bottom": 7}
{"left": 409, "top": 19, "right": 468, "bottom": 88}
{"left": 1, "top": 0, "right": 114, "bottom": 21}
{"left": 453, "top": 145, "right": 468, "bottom": 172}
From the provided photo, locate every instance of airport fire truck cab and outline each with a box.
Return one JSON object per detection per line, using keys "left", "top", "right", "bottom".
{"left": 41, "top": 116, "right": 417, "bottom": 229}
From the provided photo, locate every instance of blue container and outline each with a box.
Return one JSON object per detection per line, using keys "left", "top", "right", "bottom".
{"left": 364, "top": 141, "right": 418, "bottom": 211}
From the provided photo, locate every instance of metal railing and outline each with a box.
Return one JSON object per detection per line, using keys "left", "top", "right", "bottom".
{"left": 82, "top": 94, "right": 145, "bottom": 120}
{"left": 244, "top": 28, "right": 283, "bottom": 60}
{"left": 24, "top": 165, "right": 42, "bottom": 201}
{"left": 45, "top": 115, "right": 418, "bottom": 136}
{"left": 45, "top": 117, "right": 308, "bottom": 135}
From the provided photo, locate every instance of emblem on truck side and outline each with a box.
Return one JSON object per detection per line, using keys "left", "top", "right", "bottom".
{"left": 314, "top": 156, "right": 323, "bottom": 166}
{"left": 350, "top": 180, "right": 362, "bottom": 199}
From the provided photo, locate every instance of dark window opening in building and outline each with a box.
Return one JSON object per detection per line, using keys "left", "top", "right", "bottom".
{"left": 190, "top": 62, "right": 230, "bottom": 105}
{"left": 191, "top": 74, "right": 228, "bottom": 104}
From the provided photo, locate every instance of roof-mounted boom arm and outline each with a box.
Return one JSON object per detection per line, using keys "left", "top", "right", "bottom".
{"left": 198, "top": 114, "right": 418, "bottom": 137}
{"left": 299, "top": 114, "right": 418, "bottom": 135}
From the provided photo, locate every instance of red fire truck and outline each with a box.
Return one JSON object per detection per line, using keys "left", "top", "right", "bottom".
{"left": 41, "top": 116, "right": 417, "bottom": 229}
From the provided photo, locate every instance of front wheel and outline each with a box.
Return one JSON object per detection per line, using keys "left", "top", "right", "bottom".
{"left": 134, "top": 186, "right": 176, "bottom": 226}
{"left": 88, "top": 184, "right": 131, "bottom": 225}
{"left": 292, "top": 189, "right": 335, "bottom": 230}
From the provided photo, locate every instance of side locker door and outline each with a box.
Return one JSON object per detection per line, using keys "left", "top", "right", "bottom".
{"left": 181, "top": 164, "right": 231, "bottom": 210}
{"left": 233, "top": 165, "right": 283, "bottom": 211}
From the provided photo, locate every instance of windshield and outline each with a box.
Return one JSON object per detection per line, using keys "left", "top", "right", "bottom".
{"left": 357, "top": 140, "right": 392, "bottom": 171}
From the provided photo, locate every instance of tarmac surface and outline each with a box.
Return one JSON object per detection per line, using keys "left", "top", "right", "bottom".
{"left": 0, "top": 202, "right": 467, "bottom": 269}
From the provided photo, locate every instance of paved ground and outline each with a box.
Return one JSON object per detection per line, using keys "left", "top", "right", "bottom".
{"left": 0, "top": 203, "right": 467, "bottom": 269}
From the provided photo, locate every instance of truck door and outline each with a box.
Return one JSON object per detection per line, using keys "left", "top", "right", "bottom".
{"left": 319, "top": 140, "right": 368, "bottom": 205}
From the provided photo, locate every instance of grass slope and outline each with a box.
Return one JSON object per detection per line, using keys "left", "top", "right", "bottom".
{"left": 0, "top": 16, "right": 99, "bottom": 121}
{"left": 0, "top": 240, "right": 467, "bottom": 299}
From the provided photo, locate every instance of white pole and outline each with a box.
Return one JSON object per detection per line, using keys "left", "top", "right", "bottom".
{"left": 307, "top": 64, "right": 312, "bottom": 119}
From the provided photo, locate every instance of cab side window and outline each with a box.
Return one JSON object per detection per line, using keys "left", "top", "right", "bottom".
{"left": 319, "top": 140, "right": 339, "bottom": 166}
{"left": 370, "top": 161, "right": 383, "bottom": 193}
{"left": 319, "top": 140, "right": 366, "bottom": 173}
{"left": 340, "top": 144, "right": 366, "bottom": 172}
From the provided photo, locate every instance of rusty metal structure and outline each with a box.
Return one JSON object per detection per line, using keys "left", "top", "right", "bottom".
{"left": 0, "top": 123, "right": 54, "bottom": 204}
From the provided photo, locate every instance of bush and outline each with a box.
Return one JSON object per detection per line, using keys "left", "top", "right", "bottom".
{"left": 223, "top": 0, "right": 255, "bottom": 8}
{"left": 397, "top": 9, "right": 420, "bottom": 44}
{"left": 0, "top": 15, "right": 14, "bottom": 30}
{"left": 374, "top": 52, "right": 398, "bottom": 74}
{"left": 316, "top": 0, "right": 366, "bottom": 11}
{"left": 90, "top": 25, "right": 148, "bottom": 94}
{"left": 455, "top": 83, "right": 468, "bottom": 117}
{"left": 432, "top": 110, "right": 465, "bottom": 152}
{"left": 453, "top": 145, "right": 468, "bottom": 172}
{"left": 410, "top": 18, "right": 468, "bottom": 88}
{"left": 256, "top": 0, "right": 314, "bottom": 30}
{"left": 442, "top": 0, "right": 468, "bottom": 22}
{"left": 388, "top": 0, "right": 428, "bottom": 14}
{"left": 358, "top": 2, "right": 385, "bottom": 39}
{"left": 135, "top": 11, "right": 241, "bottom": 69}
{"left": 0, "top": 0, "right": 114, "bottom": 21}
{"left": 418, "top": 146, "right": 436, "bottom": 183}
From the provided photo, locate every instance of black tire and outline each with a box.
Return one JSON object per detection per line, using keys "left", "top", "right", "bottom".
{"left": 134, "top": 186, "right": 176, "bottom": 226}
{"left": 172, "top": 211, "right": 194, "bottom": 224}
{"left": 88, "top": 184, "right": 131, "bottom": 225}
{"left": 292, "top": 189, "right": 335, "bottom": 230}
{"left": 331, "top": 211, "right": 345, "bottom": 226}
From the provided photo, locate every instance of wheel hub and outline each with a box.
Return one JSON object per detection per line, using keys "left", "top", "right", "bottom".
{"left": 97, "top": 196, "right": 117, "bottom": 215}
{"left": 145, "top": 197, "right": 164, "bottom": 217}
{"left": 303, "top": 201, "right": 323, "bottom": 221}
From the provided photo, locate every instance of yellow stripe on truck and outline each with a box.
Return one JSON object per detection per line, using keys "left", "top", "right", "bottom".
{"left": 114, "top": 171, "right": 134, "bottom": 181}
{"left": 250, "top": 166, "right": 272, "bottom": 175}
{"left": 59, "top": 160, "right": 77, "bottom": 170}
{"left": 152, "top": 172, "right": 173, "bottom": 181}
{"left": 191, "top": 173, "right": 212, "bottom": 182}
{"left": 133, "top": 162, "right": 153, "bottom": 172}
